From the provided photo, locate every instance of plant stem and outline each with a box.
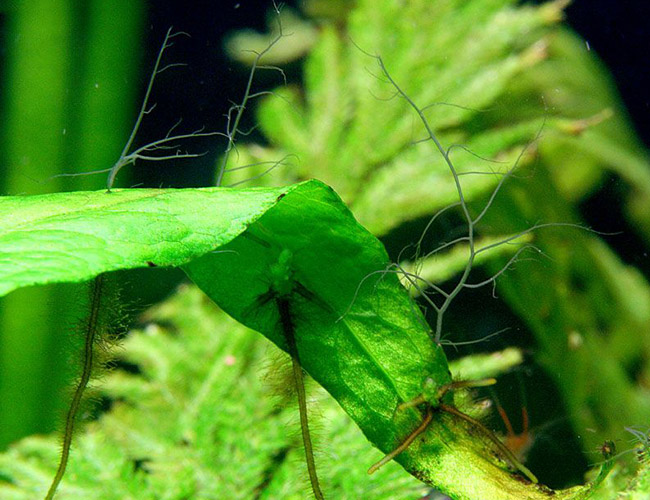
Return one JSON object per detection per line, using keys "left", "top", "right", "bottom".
{"left": 277, "top": 297, "right": 325, "bottom": 500}
{"left": 45, "top": 275, "right": 104, "bottom": 500}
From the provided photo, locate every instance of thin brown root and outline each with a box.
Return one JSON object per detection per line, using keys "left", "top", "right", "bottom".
{"left": 432, "top": 378, "right": 497, "bottom": 404}
{"left": 291, "top": 354, "right": 325, "bottom": 500}
{"left": 439, "top": 403, "right": 538, "bottom": 484}
{"left": 277, "top": 295, "right": 325, "bottom": 500}
{"left": 368, "top": 408, "right": 434, "bottom": 474}
{"left": 397, "top": 394, "right": 427, "bottom": 412}
{"left": 45, "top": 275, "right": 104, "bottom": 500}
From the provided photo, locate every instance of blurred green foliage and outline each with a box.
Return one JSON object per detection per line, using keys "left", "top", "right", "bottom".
{"left": 0, "top": 285, "right": 430, "bottom": 499}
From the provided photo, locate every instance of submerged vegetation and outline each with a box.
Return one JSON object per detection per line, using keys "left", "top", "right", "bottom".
{"left": 1, "top": 0, "right": 650, "bottom": 499}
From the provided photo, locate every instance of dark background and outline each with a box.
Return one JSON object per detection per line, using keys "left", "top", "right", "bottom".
{"left": 565, "top": 0, "right": 650, "bottom": 147}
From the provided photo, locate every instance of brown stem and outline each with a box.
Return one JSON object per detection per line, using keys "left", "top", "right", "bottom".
{"left": 439, "top": 403, "right": 538, "bottom": 484}
{"left": 45, "top": 275, "right": 104, "bottom": 500}
{"left": 277, "top": 297, "right": 325, "bottom": 500}
{"left": 367, "top": 408, "right": 434, "bottom": 474}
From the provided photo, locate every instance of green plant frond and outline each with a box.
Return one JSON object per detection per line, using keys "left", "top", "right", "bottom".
{"left": 449, "top": 348, "right": 524, "bottom": 382}
{"left": 222, "top": 0, "right": 648, "bottom": 236}
{"left": 225, "top": 7, "right": 318, "bottom": 65}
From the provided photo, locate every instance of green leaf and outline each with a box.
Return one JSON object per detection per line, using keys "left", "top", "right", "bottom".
{"left": 184, "top": 179, "right": 451, "bottom": 452}
{"left": 0, "top": 179, "right": 608, "bottom": 496}
{"left": 183, "top": 182, "right": 602, "bottom": 498}
{"left": 0, "top": 184, "right": 292, "bottom": 297}
{"left": 0, "top": 181, "right": 456, "bottom": 496}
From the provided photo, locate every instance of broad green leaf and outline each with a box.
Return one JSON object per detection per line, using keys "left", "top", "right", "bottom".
{"left": 0, "top": 185, "right": 292, "bottom": 297}
{"left": 184, "top": 180, "right": 451, "bottom": 452}
{"left": 183, "top": 181, "right": 603, "bottom": 499}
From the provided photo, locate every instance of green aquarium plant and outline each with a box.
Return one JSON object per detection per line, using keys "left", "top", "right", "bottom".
{"left": 224, "top": 0, "right": 650, "bottom": 473}
{"left": 1, "top": 0, "right": 650, "bottom": 499}
{"left": 0, "top": 182, "right": 612, "bottom": 499}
